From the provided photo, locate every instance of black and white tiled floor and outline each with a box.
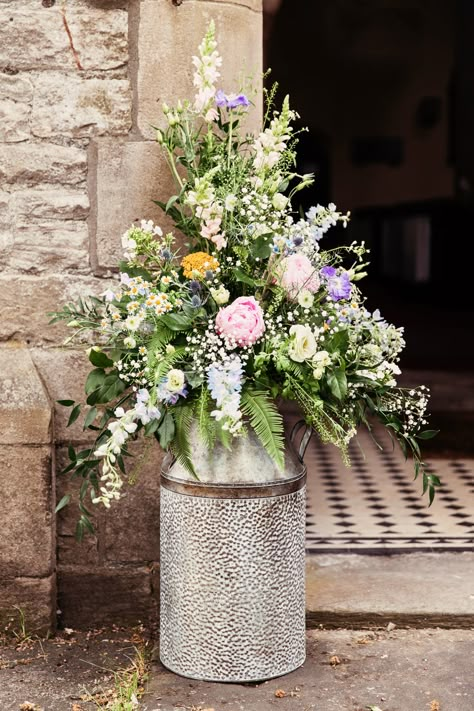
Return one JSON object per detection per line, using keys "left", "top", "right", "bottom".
{"left": 301, "top": 425, "right": 474, "bottom": 554}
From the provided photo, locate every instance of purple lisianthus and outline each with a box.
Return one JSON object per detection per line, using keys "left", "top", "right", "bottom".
{"left": 215, "top": 89, "right": 250, "bottom": 110}
{"left": 320, "top": 266, "right": 352, "bottom": 301}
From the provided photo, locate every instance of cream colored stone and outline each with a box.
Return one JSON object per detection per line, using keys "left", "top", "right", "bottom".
{"left": 32, "top": 74, "right": 131, "bottom": 138}
{"left": 12, "top": 189, "right": 90, "bottom": 221}
{"left": 103, "top": 438, "right": 162, "bottom": 562}
{"left": 0, "top": 143, "right": 87, "bottom": 186}
{"left": 31, "top": 348, "right": 98, "bottom": 444}
{"left": 191, "top": 0, "right": 262, "bottom": 9}
{"left": 93, "top": 139, "right": 177, "bottom": 268}
{"left": 0, "top": 1, "right": 128, "bottom": 71}
{"left": 137, "top": 0, "right": 263, "bottom": 138}
{"left": 2, "top": 221, "right": 90, "bottom": 274}
{"left": 0, "top": 75, "right": 33, "bottom": 142}
{"left": 0, "top": 273, "right": 114, "bottom": 345}
{"left": 0, "top": 445, "right": 54, "bottom": 576}
{"left": 0, "top": 346, "right": 51, "bottom": 445}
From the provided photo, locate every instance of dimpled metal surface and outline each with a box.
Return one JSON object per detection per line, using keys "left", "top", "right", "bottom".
{"left": 160, "top": 479, "right": 306, "bottom": 682}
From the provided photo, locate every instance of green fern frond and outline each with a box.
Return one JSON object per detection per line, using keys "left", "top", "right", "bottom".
{"left": 152, "top": 346, "right": 186, "bottom": 383}
{"left": 147, "top": 326, "right": 175, "bottom": 366}
{"left": 241, "top": 388, "right": 285, "bottom": 470}
{"left": 195, "top": 386, "right": 216, "bottom": 449}
{"left": 170, "top": 404, "right": 197, "bottom": 478}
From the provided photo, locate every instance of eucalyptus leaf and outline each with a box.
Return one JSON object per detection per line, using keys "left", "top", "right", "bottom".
{"left": 67, "top": 404, "right": 81, "bottom": 427}
{"left": 88, "top": 350, "right": 114, "bottom": 369}
{"left": 158, "top": 412, "right": 175, "bottom": 449}
{"left": 55, "top": 494, "right": 71, "bottom": 514}
{"left": 327, "top": 369, "right": 347, "bottom": 400}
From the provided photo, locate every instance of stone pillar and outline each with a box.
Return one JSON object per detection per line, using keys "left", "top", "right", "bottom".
{"left": 0, "top": 347, "right": 55, "bottom": 635}
{"left": 0, "top": 0, "right": 262, "bottom": 628}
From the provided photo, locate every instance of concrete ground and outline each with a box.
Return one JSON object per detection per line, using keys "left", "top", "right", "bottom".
{"left": 1, "top": 627, "right": 473, "bottom": 711}
{"left": 0, "top": 627, "right": 151, "bottom": 711}
{"left": 145, "top": 628, "right": 474, "bottom": 711}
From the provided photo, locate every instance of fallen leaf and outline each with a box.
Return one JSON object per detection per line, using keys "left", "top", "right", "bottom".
{"left": 430, "top": 702, "right": 441, "bottom": 711}
{"left": 329, "top": 655, "right": 341, "bottom": 666}
{"left": 19, "top": 704, "right": 43, "bottom": 711}
{"left": 275, "top": 689, "right": 287, "bottom": 698}
{"left": 71, "top": 705, "right": 83, "bottom": 711}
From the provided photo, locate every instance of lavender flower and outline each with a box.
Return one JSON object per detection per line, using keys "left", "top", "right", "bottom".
{"left": 215, "top": 90, "right": 250, "bottom": 110}
{"left": 320, "top": 266, "right": 352, "bottom": 301}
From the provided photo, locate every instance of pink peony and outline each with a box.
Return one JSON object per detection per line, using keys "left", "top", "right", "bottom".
{"left": 276, "top": 253, "right": 320, "bottom": 299}
{"left": 215, "top": 296, "right": 265, "bottom": 346}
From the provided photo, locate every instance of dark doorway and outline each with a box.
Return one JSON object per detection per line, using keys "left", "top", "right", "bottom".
{"left": 264, "top": 0, "right": 474, "bottom": 372}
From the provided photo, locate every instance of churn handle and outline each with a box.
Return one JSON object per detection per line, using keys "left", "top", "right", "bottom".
{"left": 289, "top": 420, "right": 313, "bottom": 463}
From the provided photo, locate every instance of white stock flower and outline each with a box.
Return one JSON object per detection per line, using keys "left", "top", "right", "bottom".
{"left": 288, "top": 324, "right": 317, "bottom": 363}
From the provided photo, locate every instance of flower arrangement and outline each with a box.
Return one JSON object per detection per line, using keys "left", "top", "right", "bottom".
{"left": 52, "top": 22, "right": 438, "bottom": 534}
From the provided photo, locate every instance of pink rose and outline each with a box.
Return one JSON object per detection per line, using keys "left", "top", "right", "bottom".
{"left": 215, "top": 296, "right": 265, "bottom": 346}
{"left": 276, "top": 253, "right": 320, "bottom": 299}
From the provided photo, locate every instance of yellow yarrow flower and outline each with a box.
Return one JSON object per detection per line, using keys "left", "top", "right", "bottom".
{"left": 181, "top": 252, "right": 219, "bottom": 278}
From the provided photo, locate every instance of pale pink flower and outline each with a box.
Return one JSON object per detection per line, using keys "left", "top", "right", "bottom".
{"left": 275, "top": 253, "right": 320, "bottom": 299}
{"left": 215, "top": 296, "right": 265, "bottom": 346}
{"left": 210, "top": 233, "right": 227, "bottom": 250}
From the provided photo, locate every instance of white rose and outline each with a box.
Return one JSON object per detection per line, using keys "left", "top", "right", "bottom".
{"left": 210, "top": 285, "right": 230, "bottom": 305}
{"left": 312, "top": 350, "right": 331, "bottom": 368}
{"left": 272, "top": 192, "right": 288, "bottom": 211}
{"left": 166, "top": 368, "right": 185, "bottom": 392}
{"left": 288, "top": 324, "right": 317, "bottom": 363}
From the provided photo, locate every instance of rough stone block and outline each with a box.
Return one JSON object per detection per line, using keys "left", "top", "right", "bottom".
{"left": 0, "top": 273, "right": 115, "bottom": 345}
{"left": 0, "top": 1, "right": 128, "bottom": 72}
{"left": 31, "top": 349, "right": 96, "bottom": 444}
{"left": 93, "top": 139, "right": 177, "bottom": 269}
{"left": 0, "top": 445, "right": 54, "bottom": 577}
{"left": 58, "top": 567, "right": 157, "bottom": 628}
{"left": 12, "top": 189, "right": 90, "bottom": 222}
{"left": 1, "top": 221, "right": 90, "bottom": 274}
{"left": 0, "top": 74, "right": 33, "bottom": 143}
{"left": 137, "top": 0, "right": 263, "bottom": 138}
{"left": 0, "top": 346, "right": 51, "bottom": 445}
{"left": 32, "top": 74, "right": 131, "bottom": 138}
{"left": 103, "top": 439, "right": 162, "bottom": 563}
{"left": 0, "top": 575, "right": 56, "bottom": 636}
{"left": 0, "top": 143, "right": 87, "bottom": 187}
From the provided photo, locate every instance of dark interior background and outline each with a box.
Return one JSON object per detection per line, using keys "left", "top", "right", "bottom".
{"left": 263, "top": 0, "right": 474, "bottom": 373}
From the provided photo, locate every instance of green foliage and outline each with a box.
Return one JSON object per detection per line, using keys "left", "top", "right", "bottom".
{"left": 241, "top": 388, "right": 285, "bottom": 470}
{"left": 170, "top": 405, "right": 197, "bottom": 478}
{"left": 194, "top": 386, "right": 216, "bottom": 449}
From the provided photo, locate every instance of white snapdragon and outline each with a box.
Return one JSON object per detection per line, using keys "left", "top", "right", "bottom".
{"left": 225, "top": 194, "right": 237, "bottom": 212}
{"left": 121, "top": 232, "right": 137, "bottom": 261}
{"left": 192, "top": 20, "right": 222, "bottom": 116}
{"left": 252, "top": 96, "right": 295, "bottom": 173}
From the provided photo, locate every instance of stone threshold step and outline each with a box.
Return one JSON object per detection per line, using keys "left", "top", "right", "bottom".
{"left": 305, "top": 552, "right": 474, "bottom": 629}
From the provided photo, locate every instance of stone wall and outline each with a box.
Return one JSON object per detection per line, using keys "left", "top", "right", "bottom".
{"left": 0, "top": 0, "right": 262, "bottom": 632}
